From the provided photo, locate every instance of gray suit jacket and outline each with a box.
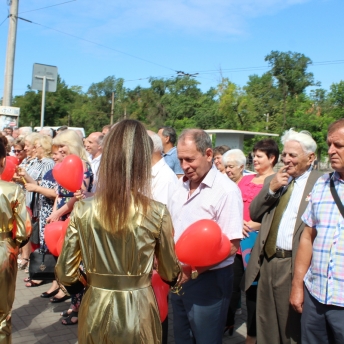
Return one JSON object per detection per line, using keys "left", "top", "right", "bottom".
{"left": 244, "top": 170, "right": 322, "bottom": 291}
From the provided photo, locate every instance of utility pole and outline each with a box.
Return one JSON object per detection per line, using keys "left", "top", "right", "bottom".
{"left": 110, "top": 91, "right": 114, "bottom": 125}
{"left": 263, "top": 113, "right": 269, "bottom": 131}
{"left": 3, "top": 0, "right": 19, "bottom": 106}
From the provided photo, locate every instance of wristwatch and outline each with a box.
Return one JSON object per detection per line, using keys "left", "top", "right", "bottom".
{"left": 191, "top": 269, "right": 199, "bottom": 279}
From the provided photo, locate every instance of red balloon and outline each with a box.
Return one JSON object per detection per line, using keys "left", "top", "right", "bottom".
{"left": 7, "top": 156, "right": 19, "bottom": 166}
{"left": 53, "top": 155, "right": 84, "bottom": 192}
{"left": 175, "top": 219, "right": 231, "bottom": 267}
{"left": 152, "top": 270, "right": 170, "bottom": 322}
{"left": 44, "top": 221, "right": 65, "bottom": 256}
{"left": 56, "top": 236, "right": 64, "bottom": 256}
{"left": 1, "top": 159, "right": 16, "bottom": 181}
{"left": 56, "top": 218, "right": 70, "bottom": 256}
{"left": 61, "top": 218, "right": 70, "bottom": 237}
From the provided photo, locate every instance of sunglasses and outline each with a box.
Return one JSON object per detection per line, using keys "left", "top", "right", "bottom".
{"left": 13, "top": 150, "right": 23, "bottom": 153}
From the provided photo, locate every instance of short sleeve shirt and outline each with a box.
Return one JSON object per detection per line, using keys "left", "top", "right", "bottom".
{"left": 169, "top": 165, "right": 243, "bottom": 268}
{"left": 302, "top": 172, "right": 344, "bottom": 307}
{"left": 163, "top": 147, "right": 184, "bottom": 175}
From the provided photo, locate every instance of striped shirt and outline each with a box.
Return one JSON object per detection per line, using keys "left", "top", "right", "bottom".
{"left": 276, "top": 168, "right": 312, "bottom": 250}
{"left": 302, "top": 172, "right": 344, "bottom": 307}
{"left": 168, "top": 165, "right": 243, "bottom": 268}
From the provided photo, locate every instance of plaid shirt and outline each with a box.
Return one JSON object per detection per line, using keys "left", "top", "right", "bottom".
{"left": 302, "top": 172, "right": 344, "bottom": 307}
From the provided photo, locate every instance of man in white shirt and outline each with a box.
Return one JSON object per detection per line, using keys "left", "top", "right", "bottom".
{"left": 147, "top": 130, "right": 177, "bottom": 205}
{"left": 169, "top": 129, "right": 243, "bottom": 344}
{"left": 147, "top": 130, "right": 177, "bottom": 344}
{"left": 85, "top": 132, "right": 103, "bottom": 192}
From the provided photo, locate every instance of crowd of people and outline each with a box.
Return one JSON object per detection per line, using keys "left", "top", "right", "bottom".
{"left": 0, "top": 118, "right": 344, "bottom": 344}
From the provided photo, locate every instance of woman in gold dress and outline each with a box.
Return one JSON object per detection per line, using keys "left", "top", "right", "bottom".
{"left": 56, "top": 119, "right": 181, "bottom": 344}
{"left": 0, "top": 138, "right": 31, "bottom": 344}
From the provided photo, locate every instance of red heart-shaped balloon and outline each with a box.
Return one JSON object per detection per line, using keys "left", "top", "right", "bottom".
{"left": 152, "top": 270, "right": 170, "bottom": 322}
{"left": 175, "top": 219, "right": 231, "bottom": 267}
{"left": 53, "top": 155, "right": 84, "bottom": 192}
{"left": 1, "top": 159, "right": 16, "bottom": 181}
{"left": 45, "top": 221, "right": 65, "bottom": 256}
{"left": 7, "top": 156, "right": 19, "bottom": 166}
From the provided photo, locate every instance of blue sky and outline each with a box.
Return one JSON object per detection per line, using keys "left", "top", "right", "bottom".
{"left": 0, "top": 0, "right": 343, "bottom": 98}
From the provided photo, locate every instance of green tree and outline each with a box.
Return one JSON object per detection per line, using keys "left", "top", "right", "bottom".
{"left": 265, "top": 51, "right": 319, "bottom": 129}
{"left": 13, "top": 75, "right": 80, "bottom": 128}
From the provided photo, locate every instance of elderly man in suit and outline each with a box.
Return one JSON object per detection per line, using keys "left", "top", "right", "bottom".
{"left": 244, "top": 129, "right": 321, "bottom": 344}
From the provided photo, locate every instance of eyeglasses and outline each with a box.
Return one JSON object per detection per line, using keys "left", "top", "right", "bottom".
{"left": 13, "top": 150, "right": 23, "bottom": 153}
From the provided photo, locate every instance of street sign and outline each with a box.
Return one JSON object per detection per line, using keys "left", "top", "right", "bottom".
{"left": 31, "top": 63, "right": 58, "bottom": 127}
{"left": 31, "top": 63, "right": 58, "bottom": 92}
{"left": 0, "top": 106, "right": 20, "bottom": 116}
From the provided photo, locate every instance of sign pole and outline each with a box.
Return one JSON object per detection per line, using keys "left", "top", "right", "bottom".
{"left": 40, "top": 76, "right": 47, "bottom": 128}
{"left": 31, "top": 63, "right": 58, "bottom": 130}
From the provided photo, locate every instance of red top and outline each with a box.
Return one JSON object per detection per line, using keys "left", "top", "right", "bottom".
{"left": 237, "top": 174, "right": 264, "bottom": 254}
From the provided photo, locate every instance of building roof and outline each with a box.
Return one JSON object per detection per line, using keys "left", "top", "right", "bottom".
{"left": 204, "top": 129, "right": 279, "bottom": 138}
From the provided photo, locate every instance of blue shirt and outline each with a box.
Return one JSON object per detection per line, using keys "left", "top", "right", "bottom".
{"left": 163, "top": 146, "right": 183, "bottom": 174}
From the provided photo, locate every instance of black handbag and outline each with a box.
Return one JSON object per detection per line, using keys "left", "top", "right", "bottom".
{"left": 29, "top": 249, "right": 57, "bottom": 281}
{"left": 29, "top": 220, "right": 40, "bottom": 245}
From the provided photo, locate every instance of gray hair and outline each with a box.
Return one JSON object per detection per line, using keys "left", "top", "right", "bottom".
{"left": 25, "top": 133, "right": 42, "bottom": 144}
{"left": 281, "top": 128, "right": 317, "bottom": 154}
{"left": 18, "top": 126, "right": 32, "bottom": 137}
{"left": 40, "top": 127, "right": 54, "bottom": 137}
{"left": 222, "top": 149, "right": 246, "bottom": 167}
{"left": 147, "top": 131, "right": 163, "bottom": 153}
{"left": 159, "top": 126, "right": 177, "bottom": 144}
{"left": 97, "top": 134, "right": 104, "bottom": 146}
{"left": 178, "top": 129, "right": 212, "bottom": 155}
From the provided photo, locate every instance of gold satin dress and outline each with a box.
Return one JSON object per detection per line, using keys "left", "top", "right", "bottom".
{"left": 0, "top": 181, "right": 31, "bottom": 344}
{"left": 56, "top": 197, "right": 181, "bottom": 344}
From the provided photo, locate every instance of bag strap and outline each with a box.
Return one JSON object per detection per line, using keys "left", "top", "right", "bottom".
{"left": 329, "top": 172, "right": 344, "bottom": 218}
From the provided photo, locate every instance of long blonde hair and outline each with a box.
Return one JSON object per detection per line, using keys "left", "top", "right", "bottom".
{"left": 96, "top": 119, "right": 152, "bottom": 231}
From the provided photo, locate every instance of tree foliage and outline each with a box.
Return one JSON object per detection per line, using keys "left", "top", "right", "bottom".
{"left": 8, "top": 51, "right": 344, "bottom": 160}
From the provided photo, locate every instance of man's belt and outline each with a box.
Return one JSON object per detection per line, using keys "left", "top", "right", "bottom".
{"left": 275, "top": 247, "right": 292, "bottom": 258}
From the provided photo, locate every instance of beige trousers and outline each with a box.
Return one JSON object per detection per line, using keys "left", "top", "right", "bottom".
{"left": 256, "top": 255, "right": 301, "bottom": 344}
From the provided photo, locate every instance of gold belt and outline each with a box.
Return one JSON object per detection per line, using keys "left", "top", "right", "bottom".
{"left": 87, "top": 272, "right": 151, "bottom": 291}
{"left": 0, "top": 232, "right": 12, "bottom": 241}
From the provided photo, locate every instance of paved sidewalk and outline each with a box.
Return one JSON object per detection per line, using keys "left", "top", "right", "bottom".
{"left": 12, "top": 270, "right": 247, "bottom": 343}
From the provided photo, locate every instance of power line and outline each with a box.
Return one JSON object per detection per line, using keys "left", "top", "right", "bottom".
{"left": 0, "top": 15, "right": 8, "bottom": 27}
{"left": 18, "top": 17, "right": 177, "bottom": 73}
{"left": 19, "top": 0, "right": 77, "bottom": 14}
{"left": 188, "top": 60, "right": 344, "bottom": 76}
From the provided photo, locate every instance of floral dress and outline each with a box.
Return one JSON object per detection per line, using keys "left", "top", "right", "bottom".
{"left": 39, "top": 170, "right": 57, "bottom": 251}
